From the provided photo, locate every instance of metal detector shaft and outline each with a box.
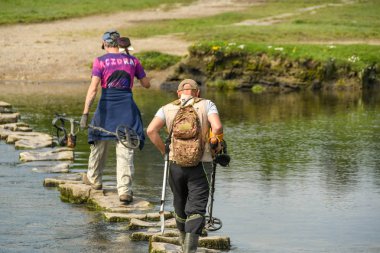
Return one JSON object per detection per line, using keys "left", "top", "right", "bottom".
{"left": 205, "top": 161, "right": 223, "bottom": 231}
{"left": 209, "top": 161, "right": 217, "bottom": 218}
{"left": 159, "top": 152, "right": 170, "bottom": 234}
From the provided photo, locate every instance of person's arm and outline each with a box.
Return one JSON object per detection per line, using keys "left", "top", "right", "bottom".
{"left": 208, "top": 113, "right": 224, "bottom": 155}
{"left": 83, "top": 76, "right": 101, "bottom": 114}
{"left": 208, "top": 113, "right": 223, "bottom": 135}
{"left": 139, "top": 76, "right": 151, "bottom": 89}
{"left": 147, "top": 116, "right": 166, "bottom": 155}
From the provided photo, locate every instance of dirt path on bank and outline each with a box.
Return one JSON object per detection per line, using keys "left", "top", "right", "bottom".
{"left": 0, "top": 0, "right": 256, "bottom": 84}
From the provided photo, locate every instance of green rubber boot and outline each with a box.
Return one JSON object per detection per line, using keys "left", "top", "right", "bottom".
{"left": 183, "top": 233, "right": 199, "bottom": 253}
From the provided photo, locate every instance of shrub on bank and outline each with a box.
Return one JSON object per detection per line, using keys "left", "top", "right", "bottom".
{"left": 134, "top": 51, "right": 182, "bottom": 70}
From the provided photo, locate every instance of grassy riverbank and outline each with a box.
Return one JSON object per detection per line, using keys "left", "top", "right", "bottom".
{"left": 1, "top": 0, "right": 379, "bottom": 86}
{"left": 122, "top": 0, "right": 380, "bottom": 70}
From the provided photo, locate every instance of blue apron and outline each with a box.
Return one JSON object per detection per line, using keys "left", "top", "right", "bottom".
{"left": 88, "top": 88, "right": 145, "bottom": 150}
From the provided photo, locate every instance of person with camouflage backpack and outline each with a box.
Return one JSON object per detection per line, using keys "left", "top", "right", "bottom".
{"left": 147, "top": 79, "right": 224, "bottom": 253}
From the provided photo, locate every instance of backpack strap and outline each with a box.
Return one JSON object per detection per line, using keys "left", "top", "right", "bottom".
{"left": 171, "top": 97, "right": 204, "bottom": 106}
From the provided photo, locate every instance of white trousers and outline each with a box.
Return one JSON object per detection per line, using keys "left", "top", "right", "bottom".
{"left": 87, "top": 140, "right": 134, "bottom": 196}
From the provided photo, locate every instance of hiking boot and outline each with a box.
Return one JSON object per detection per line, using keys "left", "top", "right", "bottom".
{"left": 82, "top": 173, "right": 102, "bottom": 190}
{"left": 119, "top": 192, "right": 133, "bottom": 204}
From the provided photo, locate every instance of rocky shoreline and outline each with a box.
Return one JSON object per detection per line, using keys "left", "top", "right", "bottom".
{"left": 163, "top": 44, "right": 380, "bottom": 93}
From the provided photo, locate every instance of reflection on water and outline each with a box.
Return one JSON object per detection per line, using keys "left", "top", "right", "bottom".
{"left": 1, "top": 82, "right": 380, "bottom": 252}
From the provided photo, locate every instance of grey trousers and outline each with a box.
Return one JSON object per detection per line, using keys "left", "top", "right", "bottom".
{"left": 87, "top": 140, "right": 134, "bottom": 196}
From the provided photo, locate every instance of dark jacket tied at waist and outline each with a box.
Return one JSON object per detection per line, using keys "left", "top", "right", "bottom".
{"left": 88, "top": 88, "right": 145, "bottom": 149}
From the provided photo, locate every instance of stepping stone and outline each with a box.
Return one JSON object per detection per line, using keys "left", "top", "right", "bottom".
{"left": 1, "top": 129, "right": 53, "bottom": 149}
{"left": 20, "top": 147, "right": 73, "bottom": 162}
{"left": 104, "top": 211, "right": 172, "bottom": 222}
{"left": 0, "top": 113, "right": 20, "bottom": 124}
{"left": 150, "top": 242, "right": 221, "bottom": 253}
{"left": 90, "top": 189, "right": 152, "bottom": 213}
{"left": 57, "top": 182, "right": 152, "bottom": 212}
{"left": 128, "top": 218, "right": 176, "bottom": 230}
{"left": 43, "top": 174, "right": 82, "bottom": 187}
{"left": 145, "top": 233, "right": 230, "bottom": 250}
{"left": 31, "top": 162, "right": 71, "bottom": 173}
{"left": 0, "top": 122, "right": 32, "bottom": 132}
{"left": 0, "top": 101, "right": 12, "bottom": 113}
{"left": 131, "top": 229, "right": 179, "bottom": 241}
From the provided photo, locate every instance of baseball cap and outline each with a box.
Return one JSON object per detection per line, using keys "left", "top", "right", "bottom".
{"left": 117, "top": 37, "right": 134, "bottom": 51}
{"left": 177, "top": 79, "right": 199, "bottom": 91}
{"left": 101, "top": 29, "right": 120, "bottom": 49}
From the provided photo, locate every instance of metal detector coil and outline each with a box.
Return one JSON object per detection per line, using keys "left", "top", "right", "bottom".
{"left": 52, "top": 114, "right": 140, "bottom": 149}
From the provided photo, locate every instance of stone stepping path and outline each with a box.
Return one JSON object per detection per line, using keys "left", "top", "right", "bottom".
{"left": 0, "top": 101, "right": 72, "bottom": 172}
{"left": 1, "top": 101, "right": 231, "bottom": 252}
{"left": 44, "top": 174, "right": 231, "bottom": 252}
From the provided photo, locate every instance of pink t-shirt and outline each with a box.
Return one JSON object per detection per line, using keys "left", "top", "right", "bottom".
{"left": 92, "top": 53, "right": 146, "bottom": 89}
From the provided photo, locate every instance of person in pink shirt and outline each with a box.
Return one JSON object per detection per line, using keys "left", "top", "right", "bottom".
{"left": 80, "top": 30, "right": 150, "bottom": 204}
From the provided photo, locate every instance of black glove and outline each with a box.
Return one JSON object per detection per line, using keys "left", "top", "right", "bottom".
{"left": 80, "top": 114, "right": 88, "bottom": 130}
{"left": 214, "top": 140, "right": 230, "bottom": 167}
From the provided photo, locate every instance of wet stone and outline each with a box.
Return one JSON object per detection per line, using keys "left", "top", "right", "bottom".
{"left": 128, "top": 218, "right": 176, "bottom": 230}
{"left": 150, "top": 242, "right": 221, "bottom": 253}
{"left": 54, "top": 181, "right": 152, "bottom": 213}
{"left": 20, "top": 147, "right": 74, "bottom": 162}
{"left": 0, "top": 113, "right": 20, "bottom": 124}
{"left": 131, "top": 229, "right": 179, "bottom": 241}
{"left": 104, "top": 211, "right": 172, "bottom": 222}
{"left": 0, "top": 101, "right": 12, "bottom": 113}
{"left": 31, "top": 162, "right": 71, "bottom": 173}
{"left": 90, "top": 188, "right": 152, "bottom": 213}
{"left": 43, "top": 173, "right": 82, "bottom": 187}
{"left": 0, "top": 122, "right": 32, "bottom": 132}
{"left": 1, "top": 129, "right": 53, "bottom": 149}
{"left": 137, "top": 232, "right": 230, "bottom": 250}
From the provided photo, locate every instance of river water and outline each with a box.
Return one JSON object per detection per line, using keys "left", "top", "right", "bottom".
{"left": 0, "top": 82, "right": 380, "bottom": 253}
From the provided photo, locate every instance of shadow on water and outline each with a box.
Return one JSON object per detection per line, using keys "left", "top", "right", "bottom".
{"left": 1, "top": 82, "right": 380, "bottom": 252}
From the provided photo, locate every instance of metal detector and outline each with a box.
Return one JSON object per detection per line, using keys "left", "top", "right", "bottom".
{"left": 52, "top": 114, "right": 140, "bottom": 149}
{"left": 205, "top": 140, "right": 230, "bottom": 231}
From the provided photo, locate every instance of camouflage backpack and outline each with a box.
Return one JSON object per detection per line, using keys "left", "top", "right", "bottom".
{"left": 170, "top": 98, "right": 204, "bottom": 167}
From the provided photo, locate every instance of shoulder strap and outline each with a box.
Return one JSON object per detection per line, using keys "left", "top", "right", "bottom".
{"left": 172, "top": 99, "right": 181, "bottom": 106}
{"left": 171, "top": 97, "right": 203, "bottom": 106}
{"left": 194, "top": 97, "right": 204, "bottom": 103}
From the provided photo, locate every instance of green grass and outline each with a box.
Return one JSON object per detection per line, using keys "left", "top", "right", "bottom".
{"left": 1, "top": 0, "right": 379, "bottom": 71}
{"left": 191, "top": 41, "right": 380, "bottom": 71}
{"left": 122, "top": 0, "right": 380, "bottom": 43}
{"left": 119, "top": 0, "right": 380, "bottom": 69}
{"left": 134, "top": 51, "right": 182, "bottom": 70}
{"left": 0, "top": 0, "right": 195, "bottom": 24}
